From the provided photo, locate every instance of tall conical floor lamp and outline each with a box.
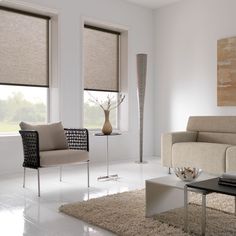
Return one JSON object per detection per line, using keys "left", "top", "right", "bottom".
{"left": 136, "top": 53, "right": 148, "bottom": 164}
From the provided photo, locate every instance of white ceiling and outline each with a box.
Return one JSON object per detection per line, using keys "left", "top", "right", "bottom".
{"left": 124, "top": 0, "right": 183, "bottom": 9}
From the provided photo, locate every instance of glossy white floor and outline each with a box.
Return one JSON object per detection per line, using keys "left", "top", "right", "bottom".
{"left": 0, "top": 158, "right": 168, "bottom": 236}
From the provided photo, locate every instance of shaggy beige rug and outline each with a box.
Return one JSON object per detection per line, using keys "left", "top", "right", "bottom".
{"left": 59, "top": 189, "right": 236, "bottom": 236}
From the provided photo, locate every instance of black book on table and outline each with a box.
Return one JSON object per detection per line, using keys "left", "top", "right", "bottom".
{"left": 218, "top": 178, "right": 236, "bottom": 187}
{"left": 218, "top": 181, "right": 236, "bottom": 188}
{"left": 219, "top": 177, "right": 236, "bottom": 185}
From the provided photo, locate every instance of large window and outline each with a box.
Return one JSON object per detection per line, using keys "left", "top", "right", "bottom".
{"left": 83, "top": 25, "right": 120, "bottom": 129}
{"left": 0, "top": 7, "right": 50, "bottom": 133}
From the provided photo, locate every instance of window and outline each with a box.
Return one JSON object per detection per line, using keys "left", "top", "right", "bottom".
{"left": 83, "top": 25, "right": 120, "bottom": 129}
{"left": 0, "top": 7, "right": 50, "bottom": 133}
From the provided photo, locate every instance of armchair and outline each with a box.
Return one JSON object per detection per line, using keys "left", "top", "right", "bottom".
{"left": 19, "top": 122, "right": 89, "bottom": 197}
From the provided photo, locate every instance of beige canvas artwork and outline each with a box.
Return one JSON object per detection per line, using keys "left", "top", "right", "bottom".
{"left": 217, "top": 36, "right": 236, "bottom": 106}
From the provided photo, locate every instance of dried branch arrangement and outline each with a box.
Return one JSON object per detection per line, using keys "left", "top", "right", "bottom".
{"left": 88, "top": 92, "right": 125, "bottom": 111}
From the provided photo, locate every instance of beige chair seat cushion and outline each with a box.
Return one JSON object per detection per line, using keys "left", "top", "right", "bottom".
{"left": 226, "top": 146, "right": 236, "bottom": 172}
{"left": 172, "top": 142, "right": 232, "bottom": 174}
{"left": 40, "top": 149, "right": 89, "bottom": 167}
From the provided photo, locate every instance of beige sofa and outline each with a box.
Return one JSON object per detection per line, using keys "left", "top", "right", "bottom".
{"left": 161, "top": 116, "right": 236, "bottom": 175}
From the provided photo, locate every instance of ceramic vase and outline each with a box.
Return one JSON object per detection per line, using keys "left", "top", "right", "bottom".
{"left": 136, "top": 53, "right": 147, "bottom": 163}
{"left": 102, "top": 110, "right": 112, "bottom": 135}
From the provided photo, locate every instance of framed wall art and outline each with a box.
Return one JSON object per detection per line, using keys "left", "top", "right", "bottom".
{"left": 217, "top": 36, "right": 236, "bottom": 106}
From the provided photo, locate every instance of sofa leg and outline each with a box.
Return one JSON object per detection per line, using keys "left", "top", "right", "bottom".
{"left": 37, "top": 169, "right": 40, "bottom": 197}
{"left": 59, "top": 166, "right": 62, "bottom": 182}
{"left": 23, "top": 167, "right": 26, "bottom": 188}
{"left": 168, "top": 167, "right": 171, "bottom": 175}
{"left": 87, "top": 161, "right": 90, "bottom": 188}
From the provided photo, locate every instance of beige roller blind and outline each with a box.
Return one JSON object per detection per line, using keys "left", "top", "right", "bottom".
{"left": 84, "top": 25, "right": 120, "bottom": 92}
{"left": 0, "top": 7, "right": 49, "bottom": 87}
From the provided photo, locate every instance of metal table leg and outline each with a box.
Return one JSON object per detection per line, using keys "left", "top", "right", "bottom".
{"left": 184, "top": 185, "right": 188, "bottom": 232}
{"left": 97, "top": 135, "right": 118, "bottom": 181}
{"left": 201, "top": 193, "right": 206, "bottom": 236}
{"left": 106, "top": 136, "right": 109, "bottom": 176}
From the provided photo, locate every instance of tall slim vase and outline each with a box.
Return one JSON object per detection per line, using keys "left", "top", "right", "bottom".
{"left": 136, "top": 53, "right": 147, "bottom": 163}
{"left": 102, "top": 110, "right": 112, "bottom": 135}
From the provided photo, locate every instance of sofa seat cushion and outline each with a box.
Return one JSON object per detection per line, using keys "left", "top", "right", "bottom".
{"left": 20, "top": 122, "right": 68, "bottom": 151}
{"left": 40, "top": 149, "right": 89, "bottom": 167}
{"left": 172, "top": 142, "right": 231, "bottom": 174}
{"left": 226, "top": 146, "right": 236, "bottom": 172}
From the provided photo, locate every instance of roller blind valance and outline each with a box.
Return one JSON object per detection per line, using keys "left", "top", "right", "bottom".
{"left": 0, "top": 7, "right": 50, "bottom": 87}
{"left": 84, "top": 25, "right": 120, "bottom": 92}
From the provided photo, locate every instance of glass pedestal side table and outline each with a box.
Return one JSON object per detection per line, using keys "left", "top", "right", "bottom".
{"left": 94, "top": 132, "right": 121, "bottom": 181}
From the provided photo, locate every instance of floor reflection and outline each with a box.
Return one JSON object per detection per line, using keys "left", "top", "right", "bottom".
{"left": 0, "top": 159, "right": 165, "bottom": 235}
{"left": 0, "top": 207, "right": 24, "bottom": 235}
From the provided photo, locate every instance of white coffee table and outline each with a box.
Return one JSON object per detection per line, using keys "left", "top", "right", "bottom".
{"left": 145, "top": 174, "right": 213, "bottom": 217}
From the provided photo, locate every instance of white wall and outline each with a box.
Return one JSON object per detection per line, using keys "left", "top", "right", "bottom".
{"left": 154, "top": 0, "right": 236, "bottom": 155}
{"left": 0, "top": 0, "right": 155, "bottom": 174}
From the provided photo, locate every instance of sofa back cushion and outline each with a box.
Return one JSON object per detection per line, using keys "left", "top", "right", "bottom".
{"left": 197, "top": 132, "right": 236, "bottom": 145}
{"left": 19, "top": 122, "right": 68, "bottom": 151}
{"left": 187, "top": 116, "right": 236, "bottom": 133}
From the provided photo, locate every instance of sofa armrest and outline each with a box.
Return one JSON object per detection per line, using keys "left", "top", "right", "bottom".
{"left": 19, "top": 130, "right": 40, "bottom": 169}
{"left": 161, "top": 131, "right": 197, "bottom": 168}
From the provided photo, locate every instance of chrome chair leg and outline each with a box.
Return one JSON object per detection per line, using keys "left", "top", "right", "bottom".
{"left": 59, "top": 166, "right": 62, "bottom": 182}
{"left": 168, "top": 167, "right": 171, "bottom": 175}
{"left": 23, "top": 167, "right": 26, "bottom": 188}
{"left": 37, "top": 169, "right": 40, "bottom": 197}
{"left": 87, "top": 161, "right": 90, "bottom": 188}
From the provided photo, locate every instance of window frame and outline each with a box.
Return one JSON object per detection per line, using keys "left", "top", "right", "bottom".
{"left": 83, "top": 24, "right": 121, "bottom": 130}
{"left": 0, "top": 6, "right": 51, "bottom": 135}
